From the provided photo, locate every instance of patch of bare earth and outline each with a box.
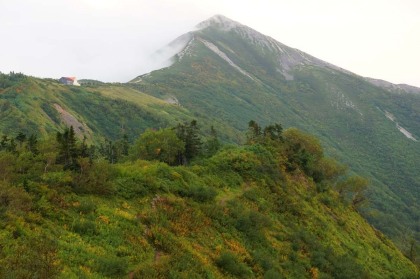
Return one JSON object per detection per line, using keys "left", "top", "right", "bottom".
{"left": 53, "top": 103, "right": 90, "bottom": 138}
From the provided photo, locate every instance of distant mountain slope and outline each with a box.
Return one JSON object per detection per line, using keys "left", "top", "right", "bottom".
{"left": 0, "top": 75, "right": 198, "bottom": 142}
{"left": 365, "top": 77, "right": 420, "bottom": 95}
{"left": 131, "top": 15, "right": 420, "bottom": 243}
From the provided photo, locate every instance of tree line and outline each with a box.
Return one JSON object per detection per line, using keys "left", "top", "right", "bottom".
{"left": 0, "top": 119, "right": 417, "bottom": 269}
{"left": 0, "top": 119, "right": 369, "bottom": 210}
{"left": 0, "top": 119, "right": 367, "bottom": 208}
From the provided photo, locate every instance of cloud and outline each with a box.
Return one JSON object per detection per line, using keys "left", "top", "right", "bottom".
{"left": 0, "top": 0, "right": 419, "bottom": 86}
{"left": 0, "top": 0, "right": 206, "bottom": 81}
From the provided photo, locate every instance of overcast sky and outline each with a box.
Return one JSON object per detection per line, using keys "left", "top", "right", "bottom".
{"left": 1, "top": 0, "right": 419, "bottom": 86}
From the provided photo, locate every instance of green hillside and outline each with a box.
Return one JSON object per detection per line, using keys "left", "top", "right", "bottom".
{"left": 0, "top": 73, "right": 196, "bottom": 143}
{"left": 1, "top": 15, "right": 420, "bottom": 275}
{"left": 130, "top": 16, "right": 420, "bottom": 244}
{"left": 0, "top": 124, "right": 417, "bottom": 278}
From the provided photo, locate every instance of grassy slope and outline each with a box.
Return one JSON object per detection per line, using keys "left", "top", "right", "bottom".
{"left": 289, "top": 67, "right": 420, "bottom": 238}
{"left": 133, "top": 29, "right": 420, "bottom": 243}
{"left": 0, "top": 78, "right": 194, "bottom": 142}
{"left": 0, "top": 146, "right": 417, "bottom": 278}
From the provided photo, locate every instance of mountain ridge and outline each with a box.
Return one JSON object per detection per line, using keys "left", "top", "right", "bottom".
{"left": 365, "top": 77, "right": 420, "bottom": 94}
{"left": 134, "top": 14, "right": 419, "bottom": 94}
{"left": 133, "top": 14, "right": 354, "bottom": 83}
{"left": 129, "top": 15, "right": 420, "bottom": 245}
{"left": 0, "top": 15, "right": 419, "bottom": 251}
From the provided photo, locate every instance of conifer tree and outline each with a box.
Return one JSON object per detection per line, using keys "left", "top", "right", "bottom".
{"left": 27, "top": 134, "right": 39, "bottom": 155}
{"left": 185, "top": 120, "right": 202, "bottom": 161}
{"left": 7, "top": 138, "right": 17, "bottom": 153}
{"left": 56, "top": 126, "right": 79, "bottom": 170}
{"left": 15, "top": 132, "right": 26, "bottom": 147}
{"left": 0, "top": 135, "right": 9, "bottom": 150}
{"left": 99, "top": 139, "right": 117, "bottom": 164}
{"left": 247, "top": 120, "right": 262, "bottom": 143}
{"left": 120, "top": 134, "right": 129, "bottom": 156}
{"left": 174, "top": 120, "right": 202, "bottom": 164}
{"left": 205, "top": 125, "right": 220, "bottom": 156}
{"left": 263, "top": 123, "right": 283, "bottom": 141}
{"left": 174, "top": 123, "right": 187, "bottom": 164}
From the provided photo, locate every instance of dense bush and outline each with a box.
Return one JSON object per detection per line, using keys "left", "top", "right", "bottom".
{"left": 0, "top": 124, "right": 417, "bottom": 278}
{"left": 130, "top": 128, "right": 185, "bottom": 165}
{"left": 77, "top": 199, "right": 97, "bottom": 214}
{"left": 95, "top": 255, "right": 128, "bottom": 277}
{"left": 72, "top": 158, "right": 116, "bottom": 195}
{"left": 72, "top": 218, "right": 97, "bottom": 236}
{"left": 177, "top": 185, "right": 217, "bottom": 202}
{"left": 0, "top": 72, "right": 26, "bottom": 90}
{"left": 216, "top": 252, "right": 252, "bottom": 277}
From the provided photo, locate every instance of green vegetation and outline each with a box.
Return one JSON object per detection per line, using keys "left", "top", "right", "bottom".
{"left": 0, "top": 73, "right": 197, "bottom": 142}
{"left": 131, "top": 128, "right": 184, "bottom": 165}
{"left": 1, "top": 18, "right": 420, "bottom": 274}
{"left": 0, "top": 122, "right": 418, "bottom": 278}
{"left": 131, "top": 25, "right": 420, "bottom": 247}
{"left": 0, "top": 71, "right": 27, "bottom": 90}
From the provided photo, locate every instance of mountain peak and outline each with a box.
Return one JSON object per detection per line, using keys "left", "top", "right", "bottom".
{"left": 196, "top": 14, "right": 244, "bottom": 30}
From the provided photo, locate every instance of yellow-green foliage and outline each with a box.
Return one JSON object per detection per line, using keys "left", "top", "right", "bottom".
{"left": 130, "top": 128, "right": 185, "bottom": 165}
{"left": 0, "top": 76, "right": 196, "bottom": 143}
{"left": 0, "top": 128, "right": 418, "bottom": 278}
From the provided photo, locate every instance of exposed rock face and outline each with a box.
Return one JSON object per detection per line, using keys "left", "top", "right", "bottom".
{"left": 198, "top": 38, "right": 257, "bottom": 81}
{"left": 383, "top": 110, "right": 417, "bottom": 141}
{"left": 54, "top": 103, "right": 91, "bottom": 138}
{"left": 164, "top": 96, "right": 180, "bottom": 105}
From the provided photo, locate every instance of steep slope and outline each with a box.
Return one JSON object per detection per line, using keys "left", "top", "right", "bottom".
{"left": 131, "top": 15, "right": 420, "bottom": 243}
{"left": 0, "top": 130, "right": 417, "bottom": 278}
